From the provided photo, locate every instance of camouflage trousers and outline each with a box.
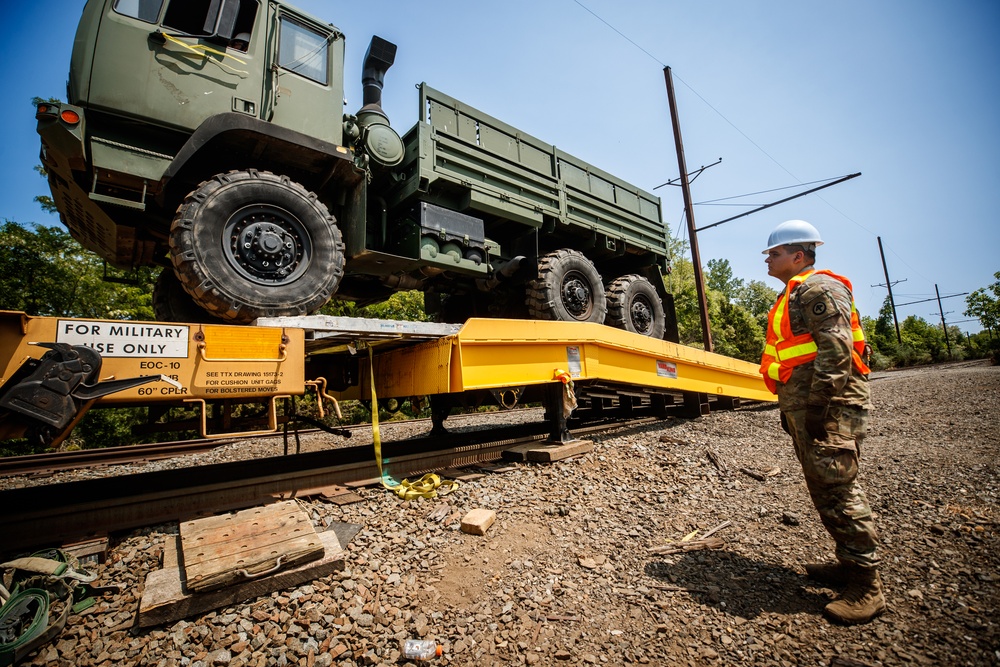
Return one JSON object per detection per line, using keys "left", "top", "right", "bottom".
{"left": 784, "top": 405, "right": 880, "bottom": 569}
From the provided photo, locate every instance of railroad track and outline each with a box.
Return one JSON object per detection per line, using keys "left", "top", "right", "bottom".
{"left": 0, "top": 412, "right": 505, "bottom": 478}
{"left": 0, "top": 413, "right": 659, "bottom": 556}
{"left": 0, "top": 439, "right": 233, "bottom": 478}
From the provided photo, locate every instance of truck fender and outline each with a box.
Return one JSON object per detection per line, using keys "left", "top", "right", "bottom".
{"left": 157, "top": 113, "right": 359, "bottom": 207}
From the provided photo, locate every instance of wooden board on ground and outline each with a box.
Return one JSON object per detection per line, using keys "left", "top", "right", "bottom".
{"left": 61, "top": 536, "right": 109, "bottom": 565}
{"left": 502, "top": 439, "right": 594, "bottom": 462}
{"left": 138, "top": 528, "right": 345, "bottom": 629}
{"left": 325, "top": 490, "right": 365, "bottom": 505}
{"left": 275, "top": 484, "right": 365, "bottom": 505}
{"left": 179, "top": 500, "right": 324, "bottom": 592}
{"left": 436, "top": 467, "right": 485, "bottom": 482}
{"left": 475, "top": 463, "right": 518, "bottom": 473}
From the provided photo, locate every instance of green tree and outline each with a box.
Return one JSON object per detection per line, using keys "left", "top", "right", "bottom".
{"left": 706, "top": 258, "right": 744, "bottom": 300}
{"left": 361, "top": 291, "right": 429, "bottom": 322}
{"left": 667, "top": 245, "right": 773, "bottom": 358}
{"left": 897, "top": 315, "right": 944, "bottom": 365}
{"left": 707, "top": 290, "right": 765, "bottom": 362}
{"left": 319, "top": 291, "right": 428, "bottom": 322}
{"left": 865, "top": 295, "right": 899, "bottom": 360}
{"left": 964, "top": 271, "right": 1000, "bottom": 337}
{"left": 33, "top": 165, "right": 58, "bottom": 216}
{"left": 665, "top": 241, "right": 703, "bottom": 347}
{"left": 735, "top": 279, "right": 778, "bottom": 333}
{"left": 0, "top": 221, "right": 154, "bottom": 319}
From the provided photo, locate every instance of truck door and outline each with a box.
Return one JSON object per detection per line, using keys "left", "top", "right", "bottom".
{"left": 264, "top": 6, "right": 345, "bottom": 146}
{"left": 86, "top": 0, "right": 264, "bottom": 132}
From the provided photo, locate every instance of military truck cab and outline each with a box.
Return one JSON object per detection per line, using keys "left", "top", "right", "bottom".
{"left": 38, "top": 0, "right": 677, "bottom": 341}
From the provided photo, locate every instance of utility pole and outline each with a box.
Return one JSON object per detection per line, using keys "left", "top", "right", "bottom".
{"left": 935, "top": 284, "right": 952, "bottom": 357}
{"left": 874, "top": 237, "right": 902, "bottom": 345}
{"left": 664, "top": 66, "right": 712, "bottom": 352}
{"left": 898, "top": 288, "right": 969, "bottom": 356}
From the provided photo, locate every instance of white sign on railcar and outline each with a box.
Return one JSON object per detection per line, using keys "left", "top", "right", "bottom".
{"left": 55, "top": 320, "right": 189, "bottom": 358}
{"left": 565, "top": 345, "right": 582, "bottom": 378}
{"left": 656, "top": 360, "right": 678, "bottom": 379}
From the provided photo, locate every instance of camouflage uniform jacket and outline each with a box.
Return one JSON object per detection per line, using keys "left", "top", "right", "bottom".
{"left": 775, "top": 270, "right": 871, "bottom": 412}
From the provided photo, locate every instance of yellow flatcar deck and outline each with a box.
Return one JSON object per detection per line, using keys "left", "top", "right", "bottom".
{"left": 361, "top": 318, "right": 775, "bottom": 403}
{"left": 0, "top": 311, "right": 773, "bottom": 446}
{"left": 256, "top": 316, "right": 775, "bottom": 406}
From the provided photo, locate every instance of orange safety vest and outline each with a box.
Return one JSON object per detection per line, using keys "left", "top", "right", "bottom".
{"left": 759, "top": 269, "right": 869, "bottom": 393}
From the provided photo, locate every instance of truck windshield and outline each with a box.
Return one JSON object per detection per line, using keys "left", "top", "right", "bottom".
{"left": 278, "top": 16, "right": 328, "bottom": 85}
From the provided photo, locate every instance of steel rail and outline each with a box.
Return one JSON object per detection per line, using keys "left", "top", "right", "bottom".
{"left": 0, "top": 413, "right": 500, "bottom": 478}
{"left": 0, "top": 416, "right": 657, "bottom": 556}
{"left": 0, "top": 439, "right": 232, "bottom": 477}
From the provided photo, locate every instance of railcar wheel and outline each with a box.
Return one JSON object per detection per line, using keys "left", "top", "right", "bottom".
{"left": 526, "top": 249, "right": 607, "bottom": 323}
{"left": 169, "top": 170, "right": 344, "bottom": 324}
{"left": 606, "top": 274, "right": 666, "bottom": 338}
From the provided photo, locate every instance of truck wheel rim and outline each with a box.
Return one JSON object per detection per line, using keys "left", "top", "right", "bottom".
{"left": 561, "top": 270, "right": 594, "bottom": 320}
{"left": 630, "top": 296, "right": 654, "bottom": 334}
{"left": 224, "top": 205, "right": 312, "bottom": 286}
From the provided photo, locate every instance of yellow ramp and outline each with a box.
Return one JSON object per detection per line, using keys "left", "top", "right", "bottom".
{"left": 371, "top": 318, "right": 775, "bottom": 403}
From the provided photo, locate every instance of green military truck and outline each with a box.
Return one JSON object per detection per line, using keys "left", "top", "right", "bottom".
{"left": 37, "top": 0, "right": 678, "bottom": 340}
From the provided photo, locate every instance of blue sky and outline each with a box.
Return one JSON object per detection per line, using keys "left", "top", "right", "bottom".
{"left": 2, "top": 1, "right": 998, "bottom": 334}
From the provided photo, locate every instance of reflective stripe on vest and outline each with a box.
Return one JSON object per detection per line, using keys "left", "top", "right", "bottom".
{"left": 759, "top": 269, "right": 870, "bottom": 393}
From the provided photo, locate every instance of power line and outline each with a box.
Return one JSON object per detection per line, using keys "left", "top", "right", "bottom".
{"left": 571, "top": 0, "right": 665, "bottom": 67}
{"left": 570, "top": 1, "right": 792, "bottom": 178}
{"left": 570, "top": 0, "right": 877, "bottom": 238}
{"left": 882, "top": 239, "right": 937, "bottom": 291}
{"left": 569, "top": 0, "right": 990, "bottom": 317}
{"left": 695, "top": 176, "right": 846, "bottom": 205}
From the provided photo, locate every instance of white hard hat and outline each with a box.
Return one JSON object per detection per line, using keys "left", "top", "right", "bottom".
{"left": 233, "top": 32, "right": 250, "bottom": 43}
{"left": 762, "top": 219, "right": 824, "bottom": 254}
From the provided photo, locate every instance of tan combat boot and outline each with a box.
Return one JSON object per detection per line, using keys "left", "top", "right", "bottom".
{"left": 824, "top": 567, "right": 886, "bottom": 625}
{"left": 804, "top": 561, "right": 851, "bottom": 587}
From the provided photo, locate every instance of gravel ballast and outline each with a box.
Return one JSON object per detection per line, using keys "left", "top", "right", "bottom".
{"left": 9, "top": 360, "right": 999, "bottom": 666}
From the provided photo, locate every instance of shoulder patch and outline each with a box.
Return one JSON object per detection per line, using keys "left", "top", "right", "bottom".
{"left": 812, "top": 301, "right": 827, "bottom": 316}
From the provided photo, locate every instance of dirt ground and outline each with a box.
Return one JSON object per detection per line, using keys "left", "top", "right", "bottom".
{"left": 15, "top": 360, "right": 1000, "bottom": 666}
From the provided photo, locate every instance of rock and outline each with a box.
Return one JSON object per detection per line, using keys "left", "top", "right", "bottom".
{"left": 460, "top": 508, "right": 497, "bottom": 535}
{"left": 781, "top": 511, "right": 800, "bottom": 526}
{"left": 5, "top": 363, "right": 997, "bottom": 667}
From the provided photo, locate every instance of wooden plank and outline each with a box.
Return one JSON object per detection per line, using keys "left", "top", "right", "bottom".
{"left": 61, "top": 536, "right": 109, "bottom": 565}
{"left": 325, "top": 491, "right": 365, "bottom": 506}
{"left": 436, "top": 467, "right": 485, "bottom": 482}
{"left": 503, "top": 440, "right": 594, "bottom": 462}
{"left": 180, "top": 501, "right": 323, "bottom": 592}
{"left": 274, "top": 484, "right": 353, "bottom": 500}
{"left": 137, "top": 530, "right": 344, "bottom": 629}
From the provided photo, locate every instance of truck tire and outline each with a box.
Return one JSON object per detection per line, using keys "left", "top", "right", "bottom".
{"left": 606, "top": 274, "right": 666, "bottom": 338}
{"left": 527, "top": 249, "right": 607, "bottom": 323}
{"left": 152, "top": 269, "right": 226, "bottom": 324}
{"left": 169, "top": 170, "right": 344, "bottom": 324}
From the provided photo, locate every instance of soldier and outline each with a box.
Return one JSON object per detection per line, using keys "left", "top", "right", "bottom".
{"left": 759, "top": 220, "right": 885, "bottom": 624}
{"left": 229, "top": 32, "right": 250, "bottom": 52}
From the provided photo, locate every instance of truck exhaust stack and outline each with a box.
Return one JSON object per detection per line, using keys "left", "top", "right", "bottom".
{"left": 362, "top": 36, "right": 397, "bottom": 112}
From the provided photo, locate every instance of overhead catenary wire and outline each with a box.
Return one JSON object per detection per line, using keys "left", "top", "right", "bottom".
{"left": 570, "top": 0, "right": 983, "bottom": 329}
{"left": 570, "top": 0, "right": 879, "bottom": 240}
{"left": 695, "top": 176, "right": 850, "bottom": 206}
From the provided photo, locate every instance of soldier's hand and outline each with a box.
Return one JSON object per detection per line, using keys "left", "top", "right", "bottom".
{"left": 779, "top": 412, "right": 791, "bottom": 434}
{"left": 805, "top": 405, "right": 829, "bottom": 441}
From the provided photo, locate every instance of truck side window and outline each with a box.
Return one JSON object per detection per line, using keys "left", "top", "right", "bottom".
{"left": 112, "top": 0, "right": 164, "bottom": 23}
{"left": 161, "top": 0, "right": 257, "bottom": 39}
{"left": 278, "top": 16, "right": 329, "bottom": 85}
{"left": 162, "top": 0, "right": 215, "bottom": 35}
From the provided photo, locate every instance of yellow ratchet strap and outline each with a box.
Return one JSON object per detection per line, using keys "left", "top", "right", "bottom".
{"left": 162, "top": 33, "right": 248, "bottom": 75}
{"left": 368, "top": 347, "right": 457, "bottom": 500}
